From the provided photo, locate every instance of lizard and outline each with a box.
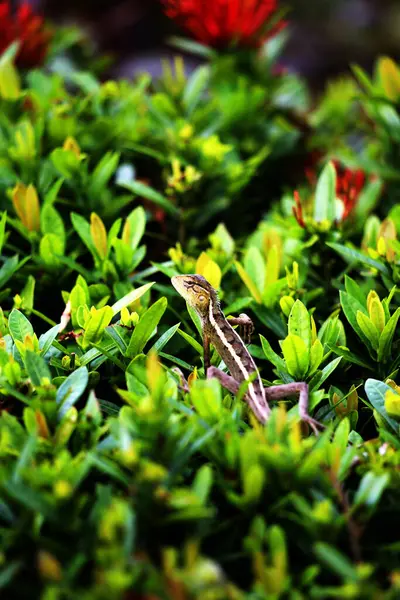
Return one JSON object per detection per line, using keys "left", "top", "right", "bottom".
{"left": 171, "top": 274, "right": 323, "bottom": 434}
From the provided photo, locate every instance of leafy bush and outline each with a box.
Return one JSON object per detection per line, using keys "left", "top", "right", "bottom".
{"left": 1, "top": 3, "right": 400, "bottom": 599}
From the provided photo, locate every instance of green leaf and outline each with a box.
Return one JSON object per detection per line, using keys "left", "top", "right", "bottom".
{"left": 354, "top": 471, "right": 390, "bottom": 508}
{"left": 186, "top": 302, "right": 202, "bottom": 337}
{"left": 0, "top": 211, "right": 7, "bottom": 254}
{"left": 123, "top": 206, "right": 146, "bottom": 251}
{"left": 333, "top": 417, "right": 350, "bottom": 456}
{"left": 0, "top": 562, "right": 22, "bottom": 589}
{"left": 0, "top": 255, "right": 30, "bottom": 289}
{"left": 150, "top": 323, "right": 180, "bottom": 353}
{"left": 235, "top": 260, "right": 262, "bottom": 303}
{"left": 327, "top": 242, "right": 390, "bottom": 276}
{"left": 105, "top": 325, "right": 128, "bottom": 354}
{"left": 243, "top": 464, "right": 265, "bottom": 504}
{"left": 314, "top": 543, "right": 357, "bottom": 581}
{"left": 8, "top": 309, "right": 34, "bottom": 342}
{"left": 356, "top": 311, "right": 380, "bottom": 351}
{"left": 20, "top": 275, "right": 35, "bottom": 312}
{"left": 70, "top": 284, "right": 89, "bottom": 329}
{"left": 167, "top": 35, "right": 215, "bottom": 59}
{"left": 126, "top": 297, "right": 168, "bottom": 357}
{"left": 288, "top": 300, "right": 311, "bottom": 349}
{"left": 111, "top": 282, "right": 154, "bottom": 316}
{"left": 340, "top": 291, "right": 373, "bottom": 352}
{"left": 280, "top": 334, "right": 309, "bottom": 378}
{"left": 328, "top": 345, "right": 373, "bottom": 370}
{"left": 309, "top": 356, "right": 342, "bottom": 391}
{"left": 260, "top": 334, "right": 286, "bottom": 371}
{"left": 89, "top": 151, "right": 120, "bottom": 197}
{"left": 263, "top": 246, "right": 281, "bottom": 305}
{"left": 252, "top": 304, "right": 287, "bottom": 339}
{"left": 177, "top": 328, "right": 203, "bottom": 355}
{"left": 314, "top": 161, "right": 336, "bottom": 223}
{"left": 190, "top": 378, "right": 222, "bottom": 420}
{"left": 71, "top": 212, "right": 99, "bottom": 261}
{"left": 344, "top": 275, "right": 367, "bottom": 307}
{"left": 243, "top": 247, "right": 265, "bottom": 295}
{"left": 365, "top": 378, "right": 399, "bottom": 434}
{"left": 309, "top": 338, "right": 324, "bottom": 375}
{"left": 39, "top": 233, "right": 64, "bottom": 267}
{"left": 83, "top": 306, "right": 114, "bottom": 346}
{"left": 354, "top": 178, "right": 383, "bottom": 225}
{"left": 0, "top": 51, "right": 20, "bottom": 100}
{"left": 39, "top": 324, "right": 60, "bottom": 357}
{"left": 183, "top": 65, "right": 210, "bottom": 113}
{"left": 40, "top": 204, "right": 65, "bottom": 246}
{"left": 68, "top": 71, "right": 100, "bottom": 94}
{"left": 56, "top": 366, "right": 89, "bottom": 419}
{"left": 192, "top": 464, "right": 213, "bottom": 504}
{"left": 24, "top": 350, "right": 51, "bottom": 386}
{"left": 378, "top": 307, "right": 400, "bottom": 362}
{"left": 119, "top": 180, "right": 179, "bottom": 216}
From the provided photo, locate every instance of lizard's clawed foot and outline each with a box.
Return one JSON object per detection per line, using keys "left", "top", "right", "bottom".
{"left": 171, "top": 367, "right": 190, "bottom": 393}
{"left": 239, "top": 313, "right": 254, "bottom": 345}
{"left": 228, "top": 313, "right": 254, "bottom": 345}
{"left": 299, "top": 413, "right": 325, "bottom": 436}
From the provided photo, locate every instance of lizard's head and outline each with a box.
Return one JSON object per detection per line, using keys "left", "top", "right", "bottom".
{"left": 171, "top": 274, "right": 217, "bottom": 319}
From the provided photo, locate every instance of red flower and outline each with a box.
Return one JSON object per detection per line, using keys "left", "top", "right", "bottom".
{"left": 333, "top": 160, "right": 366, "bottom": 220}
{"left": 292, "top": 190, "right": 305, "bottom": 228}
{"left": 162, "top": 0, "right": 285, "bottom": 49}
{"left": 0, "top": 2, "right": 52, "bottom": 68}
{"left": 293, "top": 160, "right": 369, "bottom": 229}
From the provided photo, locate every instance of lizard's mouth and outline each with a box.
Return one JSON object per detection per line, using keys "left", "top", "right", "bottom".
{"left": 171, "top": 275, "right": 189, "bottom": 299}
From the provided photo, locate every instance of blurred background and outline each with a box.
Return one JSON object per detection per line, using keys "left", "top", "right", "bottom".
{"left": 33, "top": 0, "right": 400, "bottom": 89}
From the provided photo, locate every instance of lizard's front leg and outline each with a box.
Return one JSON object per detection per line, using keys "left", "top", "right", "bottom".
{"left": 264, "top": 382, "right": 324, "bottom": 435}
{"left": 203, "top": 331, "right": 211, "bottom": 372}
{"left": 227, "top": 313, "right": 254, "bottom": 345}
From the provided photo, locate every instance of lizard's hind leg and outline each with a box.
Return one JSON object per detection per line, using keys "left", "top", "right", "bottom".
{"left": 264, "top": 382, "right": 324, "bottom": 435}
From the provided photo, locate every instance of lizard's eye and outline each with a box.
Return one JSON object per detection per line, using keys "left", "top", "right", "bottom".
{"left": 198, "top": 295, "right": 206, "bottom": 303}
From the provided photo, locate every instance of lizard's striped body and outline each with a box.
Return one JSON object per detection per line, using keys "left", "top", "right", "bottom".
{"left": 172, "top": 274, "right": 270, "bottom": 422}
{"left": 205, "top": 291, "right": 271, "bottom": 422}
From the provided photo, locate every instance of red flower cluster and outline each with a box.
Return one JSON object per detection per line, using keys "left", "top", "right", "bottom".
{"left": 293, "top": 160, "right": 368, "bottom": 229}
{"left": 0, "top": 1, "right": 51, "bottom": 68}
{"left": 162, "top": 0, "right": 284, "bottom": 49}
{"left": 334, "top": 160, "right": 366, "bottom": 221}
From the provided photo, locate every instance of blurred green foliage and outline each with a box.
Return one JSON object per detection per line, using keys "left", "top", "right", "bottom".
{"left": 1, "top": 19, "right": 400, "bottom": 600}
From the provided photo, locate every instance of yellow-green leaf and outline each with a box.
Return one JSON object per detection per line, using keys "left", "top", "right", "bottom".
{"left": 0, "top": 54, "right": 20, "bottom": 100}
{"left": 244, "top": 246, "right": 265, "bottom": 295}
{"left": 235, "top": 261, "right": 262, "bottom": 303}
{"left": 90, "top": 212, "right": 108, "bottom": 259}
{"left": 377, "top": 56, "right": 400, "bottom": 101}
{"left": 356, "top": 311, "right": 380, "bottom": 352}
{"left": 83, "top": 306, "right": 114, "bottom": 346}
{"left": 385, "top": 389, "right": 400, "bottom": 419}
{"left": 368, "top": 296, "right": 385, "bottom": 333}
{"left": 288, "top": 300, "right": 311, "bottom": 350}
{"left": 196, "top": 252, "right": 221, "bottom": 289}
{"left": 25, "top": 185, "right": 40, "bottom": 232}
{"left": 280, "top": 334, "right": 309, "bottom": 379}
{"left": 309, "top": 338, "right": 324, "bottom": 376}
{"left": 265, "top": 244, "right": 280, "bottom": 289}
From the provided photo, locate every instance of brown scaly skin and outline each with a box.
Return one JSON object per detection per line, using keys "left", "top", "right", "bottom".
{"left": 172, "top": 274, "right": 324, "bottom": 434}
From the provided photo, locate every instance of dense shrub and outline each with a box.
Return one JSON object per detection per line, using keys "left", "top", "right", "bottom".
{"left": 1, "top": 2, "right": 400, "bottom": 598}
